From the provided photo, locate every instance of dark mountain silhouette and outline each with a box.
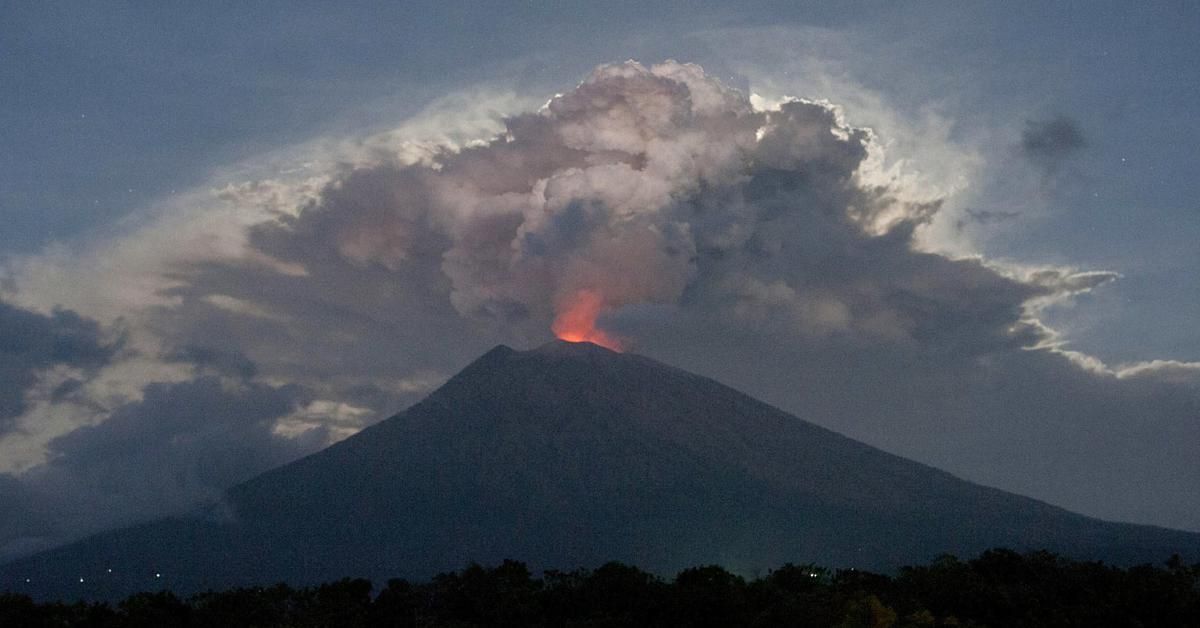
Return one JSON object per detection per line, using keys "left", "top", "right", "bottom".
{"left": 4, "top": 340, "right": 1199, "bottom": 600}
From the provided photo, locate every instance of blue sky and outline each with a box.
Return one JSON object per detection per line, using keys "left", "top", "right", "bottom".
{"left": 1, "top": 2, "right": 1197, "bottom": 555}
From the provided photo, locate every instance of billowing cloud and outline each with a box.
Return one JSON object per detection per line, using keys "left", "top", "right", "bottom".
{"left": 0, "top": 373, "right": 325, "bottom": 560}
{"left": 0, "top": 60, "right": 1196, "bottom": 558}
{"left": 0, "top": 300, "right": 119, "bottom": 434}
{"left": 235, "top": 63, "right": 963, "bottom": 347}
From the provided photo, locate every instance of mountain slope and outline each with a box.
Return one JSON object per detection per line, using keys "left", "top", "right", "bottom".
{"left": 4, "top": 341, "right": 1199, "bottom": 599}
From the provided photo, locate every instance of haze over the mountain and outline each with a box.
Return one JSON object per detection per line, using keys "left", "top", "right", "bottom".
{"left": 4, "top": 341, "right": 1199, "bottom": 600}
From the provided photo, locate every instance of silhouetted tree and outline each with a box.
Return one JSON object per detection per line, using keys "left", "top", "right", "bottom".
{"left": 192, "top": 583, "right": 296, "bottom": 627}
{"left": 671, "top": 565, "right": 748, "bottom": 627}
{"left": 2, "top": 550, "right": 1197, "bottom": 626}
{"left": 369, "top": 578, "right": 420, "bottom": 628}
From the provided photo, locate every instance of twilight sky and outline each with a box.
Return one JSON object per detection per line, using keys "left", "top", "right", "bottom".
{"left": 1, "top": 2, "right": 1197, "bottom": 559}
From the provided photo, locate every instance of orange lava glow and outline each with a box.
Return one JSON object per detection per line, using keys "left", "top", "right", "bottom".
{"left": 552, "top": 289, "right": 623, "bottom": 351}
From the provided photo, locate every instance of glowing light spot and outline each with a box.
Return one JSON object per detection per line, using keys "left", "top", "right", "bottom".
{"left": 155, "top": 573, "right": 161, "bottom": 578}
{"left": 551, "top": 289, "right": 623, "bottom": 351}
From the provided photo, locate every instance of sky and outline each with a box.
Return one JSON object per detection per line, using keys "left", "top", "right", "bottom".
{"left": 1, "top": 2, "right": 1197, "bottom": 559}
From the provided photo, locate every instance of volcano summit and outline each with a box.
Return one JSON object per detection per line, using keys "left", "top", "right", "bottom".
{"left": 4, "top": 341, "right": 1199, "bottom": 599}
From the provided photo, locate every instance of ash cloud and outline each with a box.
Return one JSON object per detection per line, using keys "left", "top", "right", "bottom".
{"left": 239, "top": 63, "right": 952, "bottom": 342}
{"left": 1, "top": 61, "right": 1197, "bottom": 556}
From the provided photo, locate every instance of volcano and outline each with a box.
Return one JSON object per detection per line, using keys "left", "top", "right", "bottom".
{"left": 4, "top": 340, "right": 1199, "bottom": 599}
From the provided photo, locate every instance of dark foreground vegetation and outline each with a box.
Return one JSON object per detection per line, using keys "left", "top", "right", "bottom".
{"left": 2, "top": 549, "right": 1198, "bottom": 627}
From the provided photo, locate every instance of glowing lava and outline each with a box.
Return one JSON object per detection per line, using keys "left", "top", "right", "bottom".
{"left": 551, "top": 289, "right": 623, "bottom": 351}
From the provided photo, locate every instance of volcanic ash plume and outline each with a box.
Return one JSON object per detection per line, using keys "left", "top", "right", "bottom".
{"left": 251, "top": 60, "right": 942, "bottom": 348}
{"left": 551, "top": 289, "right": 623, "bottom": 350}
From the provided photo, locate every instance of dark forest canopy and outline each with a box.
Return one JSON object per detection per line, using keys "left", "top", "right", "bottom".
{"left": 3, "top": 550, "right": 1198, "bottom": 627}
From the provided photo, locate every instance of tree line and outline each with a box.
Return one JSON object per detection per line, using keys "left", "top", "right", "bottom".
{"left": 2, "top": 549, "right": 1198, "bottom": 627}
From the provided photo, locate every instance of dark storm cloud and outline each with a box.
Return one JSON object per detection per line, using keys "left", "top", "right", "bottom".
{"left": 0, "top": 374, "right": 325, "bottom": 560}
{"left": 1021, "top": 115, "right": 1086, "bottom": 171}
{"left": 0, "top": 299, "right": 119, "bottom": 432}
{"left": 45, "top": 377, "right": 318, "bottom": 494}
